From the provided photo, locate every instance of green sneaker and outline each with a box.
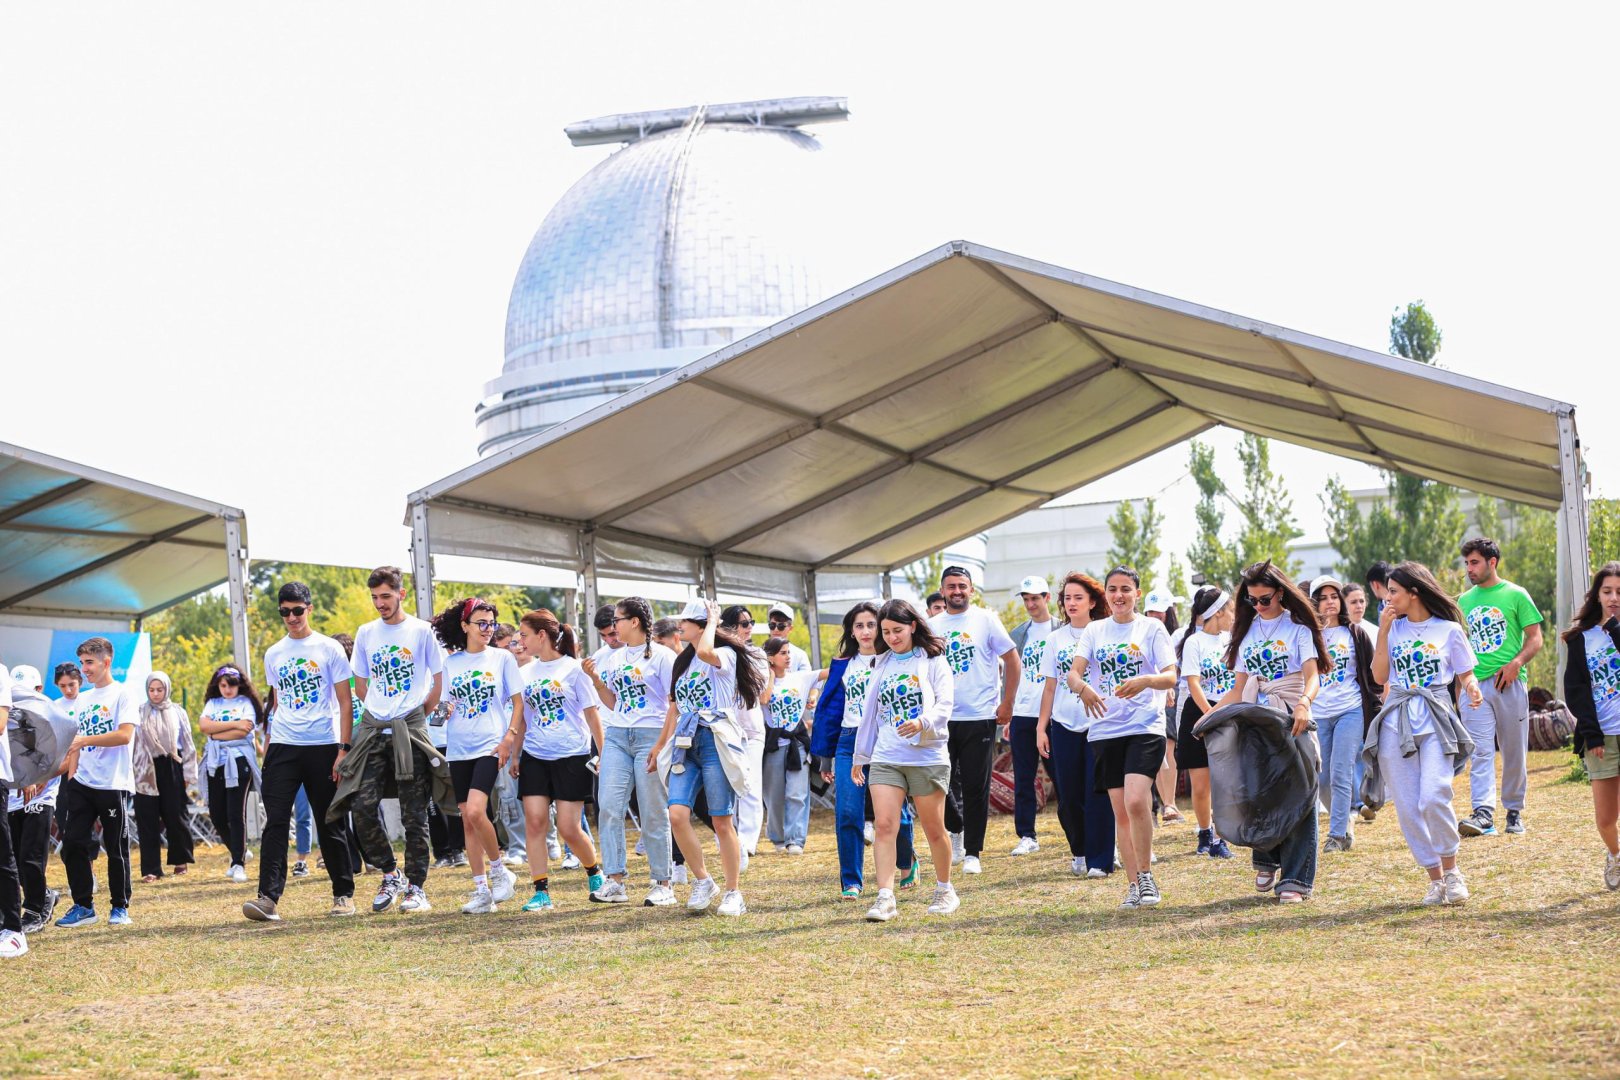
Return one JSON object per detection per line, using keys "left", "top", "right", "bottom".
{"left": 521, "top": 889, "right": 553, "bottom": 913}
{"left": 898, "top": 863, "right": 918, "bottom": 890}
{"left": 587, "top": 871, "right": 606, "bottom": 894}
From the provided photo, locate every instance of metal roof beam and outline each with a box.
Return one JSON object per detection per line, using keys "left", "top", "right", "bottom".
{"left": 0, "top": 478, "right": 94, "bottom": 526}
{"left": 0, "top": 514, "right": 217, "bottom": 612}
{"left": 0, "top": 520, "right": 221, "bottom": 549}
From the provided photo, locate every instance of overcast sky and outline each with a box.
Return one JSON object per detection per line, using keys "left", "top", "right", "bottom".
{"left": 3, "top": 4, "right": 1614, "bottom": 579}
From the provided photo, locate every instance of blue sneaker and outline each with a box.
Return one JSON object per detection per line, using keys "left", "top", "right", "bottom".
{"left": 56, "top": 904, "right": 97, "bottom": 928}
{"left": 1207, "top": 838, "right": 1235, "bottom": 859}
{"left": 1196, "top": 828, "right": 1213, "bottom": 855}
{"left": 587, "top": 871, "right": 606, "bottom": 894}
{"left": 521, "top": 889, "right": 553, "bottom": 912}
{"left": 109, "top": 907, "right": 132, "bottom": 926}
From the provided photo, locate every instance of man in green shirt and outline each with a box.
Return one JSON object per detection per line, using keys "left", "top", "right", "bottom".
{"left": 1456, "top": 537, "right": 1544, "bottom": 837}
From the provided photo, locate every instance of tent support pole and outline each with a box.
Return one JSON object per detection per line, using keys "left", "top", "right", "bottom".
{"left": 702, "top": 555, "right": 717, "bottom": 602}
{"left": 224, "top": 513, "right": 251, "bottom": 679}
{"left": 563, "top": 588, "right": 579, "bottom": 632}
{"left": 410, "top": 501, "right": 435, "bottom": 620}
{"left": 1556, "top": 410, "right": 1590, "bottom": 684}
{"left": 804, "top": 570, "right": 821, "bottom": 668}
{"left": 881, "top": 568, "right": 893, "bottom": 601}
{"left": 582, "top": 530, "right": 600, "bottom": 654}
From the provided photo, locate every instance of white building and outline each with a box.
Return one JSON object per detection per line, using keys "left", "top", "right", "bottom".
{"left": 983, "top": 499, "right": 1146, "bottom": 597}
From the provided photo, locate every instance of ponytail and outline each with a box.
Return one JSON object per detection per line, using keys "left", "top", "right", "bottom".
{"left": 519, "top": 609, "right": 577, "bottom": 658}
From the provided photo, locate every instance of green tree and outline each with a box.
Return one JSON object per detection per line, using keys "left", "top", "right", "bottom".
{"left": 1591, "top": 498, "right": 1620, "bottom": 567}
{"left": 1389, "top": 300, "right": 1443, "bottom": 365}
{"left": 1184, "top": 436, "right": 1301, "bottom": 585}
{"left": 1105, "top": 497, "right": 1162, "bottom": 592}
{"left": 1187, "top": 440, "right": 1240, "bottom": 587}
{"left": 903, "top": 551, "right": 947, "bottom": 600}
{"left": 1166, "top": 553, "right": 1190, "bottom": 603}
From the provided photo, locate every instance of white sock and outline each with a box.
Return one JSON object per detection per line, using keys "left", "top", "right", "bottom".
{"left": 877, "top": 888, "right": 893, "bottom": 899}
{"left": 473, "top": 874, "right": 488, "bottom": 887}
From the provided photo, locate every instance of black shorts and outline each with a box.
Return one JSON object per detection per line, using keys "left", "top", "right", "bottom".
{"left": 517, "top": 752, "right": 595, "bottom": 803}
{"left": 449, "top": 756, "right": 500, "bottom": 803}
{"left": 1092, "top": 733, "right": 1167, "bottom": 793}
{"left": 1176, "top": 699, "right": 1211, "bottom": 771}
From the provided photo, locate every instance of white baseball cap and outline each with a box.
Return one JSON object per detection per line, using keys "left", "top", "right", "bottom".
{"left": 1310, "top": 575, "right": 1344, "bottom": 596}
{"left": 9, "top": 664, "right": 42, "bottom": 690}
{"left": 767, "top": 603, "right": 795, "bottom": 623}
{"left": 677, "top": 599, "right": 710, "bottom": 622}
{"left": 1015, "top": 575, "right": 1050, "bottom": 597}
{"left": 1143, "top": 590, "right": 1186, "bottom": 614}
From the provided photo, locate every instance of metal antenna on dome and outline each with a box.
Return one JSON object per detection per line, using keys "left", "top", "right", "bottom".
{"left": 564, "top": 96, "right": 848, "bottom": 147}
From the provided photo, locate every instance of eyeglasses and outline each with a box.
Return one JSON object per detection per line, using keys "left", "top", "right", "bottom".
{"left": 613, "top": 615, "right": 635, "bottom": 624}
{"left": 470, "top": 620, "right": 496, "bottom": 631}
{"left": 279, "top": 606, "right": 307, "bottom": 619}
{"left": 1243, "top": 591, "right": 1279, "bottom": 608}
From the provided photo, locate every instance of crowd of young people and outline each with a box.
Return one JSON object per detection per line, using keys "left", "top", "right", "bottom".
{"left": 1, "top": 538, "right": 1616, "bottom": 956}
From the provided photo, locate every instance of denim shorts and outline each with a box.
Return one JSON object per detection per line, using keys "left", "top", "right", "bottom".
{"left": 666, "top": 726, "right": 736, "bottom": 817}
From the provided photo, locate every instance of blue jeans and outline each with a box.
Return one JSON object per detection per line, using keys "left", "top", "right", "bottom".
{"left": 762, "top": 745, "right": 810, "bottom": 847}
{"left": 598, "top": 725, "right": 671, "bottom": 880}
{"left": 1008, "top": 715, "right": 1049, "bottom": 840}
{"left": 1252, "top": 810, "right": 1318, "bottom": 895}
{"left": 1048, "top": 722, "right": 1117, "bottom": 871}
{"left": 667, "top": 726, "right": 735, "bottom": 818}
{"left": 495, "top": 764, "right": 525, "bottom": 860}
{"left": 293, "top": 785, "right": 313, "bottom": 857}
{"left": 1317, "top": 707, "right": 1364, "bottom": 839}
{"left": 834, "top": 726, "right": 912, "bottom": 891}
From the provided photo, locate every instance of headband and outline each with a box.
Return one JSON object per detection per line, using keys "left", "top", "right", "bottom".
{"left": 463, "top": 597, "right": 487, "bottom": 620}
{"left": 215, "top": 666, "right": 241, "bottom": 679}
{"left": 1197, "top": 591, "right": 1229, "bottom": 624}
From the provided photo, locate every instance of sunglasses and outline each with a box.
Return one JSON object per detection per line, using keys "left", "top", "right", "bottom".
{"left": 1243, "top": 591, "right": 1279, "bottom": 608}
{"left": 768, "top": 621, "right": 790, "bottom": 630}
{"left": 279, "top": 606, "right": 307, "bottom": 619}
{"left": 736, "top": 617, "right": 755, "bottom": 626}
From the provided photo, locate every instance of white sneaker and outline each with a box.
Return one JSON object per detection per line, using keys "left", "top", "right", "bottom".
{"left": 1443, "top": 868, "right": 1469, "bottom": 905}
{"left": 1086, "top": 867, "right": 1109, "bottom": 879}
{"left": 962, "top": 855, "right": 982, "bottom": 875}
{"left": 864, "top": 889, "right": 897, "bottom": 922}
{"left": 461, "top": 884, "right": 495, "bottom": 914}
{"left": 1149, "top": 850, "right": 1158, "bottom": 865}
{"left": 926, "top": 882, "right": 960, "bottom": 915}
{"left": 785, "top": 843, "right": 804, "bottom": 856}
{"left": 1606, "top": 851, "right": 1620, "bottom": 891}
{"left": 672, "top": 865, "right": 689, "bottom": 886}
{"left": 560, "top": 853, "right": 582, "bottom": 870}
{"left": 228, "top": 864, "right": 247, "bottom": 884}
{"left": 634, "top": 838, "right": 646, "bottom": 856}
{"left": 863, "top": 822, "right": 875, "bottom": 845}
{"left": 1422, "top": 878, "right": 1447, "bottom": 906}
{"left": 591, "top": 879, "right": 630, "bottom": 904}
{"left": 950, "top": 832, "right": 965, "bottom": 865}
{"left": 717, "top": 889, "right": 747, "bottom": 916}
{"left": 502, "top": 854, "right": 524, "bottom": 869}
{"left": 0, "top": 930, "right": 27, "bottom": 959}
{"left": 547, "top": 838, "right": 563, "bottom": 860}
{"left": 686, "top": 876, "right": 718, "bottom": 911}
{"left": 1070, "top": 857, "right": 1087, "bottom": 877}
{"left": 491, "top": 863, "right": 517, "bottom": 904}
{"left": 244, "top": 848, "right": 254, "bottom": 861}
{"left": 400, "top": 885, "right": 431, "bottom": 913}
{"left": 1011, "top": 836, "right": 1039, "bottom": 856}
{"left": 644, "top": 883, "right": 677, "bottom": 907}
{"left": 738, "top": 849, "right": 750, "bottom": 874}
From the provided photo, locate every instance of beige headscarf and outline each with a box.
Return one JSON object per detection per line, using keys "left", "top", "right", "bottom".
{"left": 139, "top": 671, "right": 182, "bottom": 759}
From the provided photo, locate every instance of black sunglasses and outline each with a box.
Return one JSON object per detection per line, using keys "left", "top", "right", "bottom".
{"left": 735, "top": 616, "right": 754, "bottom": 626}
{"left": 1243, "top": 591, "right": 1279, "bottom": 608}
{"left": 279, "top": 606, "right": 307, "bottom": 619}
{"left": 768, "top": 620, "right": 790, "bottom": 630}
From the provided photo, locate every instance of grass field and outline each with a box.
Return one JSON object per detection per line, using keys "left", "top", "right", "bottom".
{"left": 5, "top": 750, "right": 1618, "bottom": 1078}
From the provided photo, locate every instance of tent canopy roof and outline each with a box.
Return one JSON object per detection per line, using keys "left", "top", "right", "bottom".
{"left": 412, "top": 241, "right": 1578, "bottom": 597}
{"left": 0, "top": 441, "right": 247, "bottom": 620}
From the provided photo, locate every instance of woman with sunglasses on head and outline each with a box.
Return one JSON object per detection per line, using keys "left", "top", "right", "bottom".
{"left": 720, "top": 605, "right": 771, "bottom": 865}
{"left": 812, "top": 601, "right": 918, "bottom": 900}
{"left": 1212, "top": 561, "right": 1331, "bottom": 903}
{"left": 199, "top": 664, "right": 266, "bottom": 884}
{"left": 1174, "top": 585, "right": 1237, "bottom": 859}
{"left": 1035, "top": 572, "right": 1117, "bottom": 878}
{"left": 1065, "top": 567, "right": 1177, "bottom": 909}
{"left": 1563, "top": 562, "right": 1620, "bottom": 890}
{"left": 430, "top": 598, "right": 523, "bottom": 914}
{"left": 1365, "top": 562, "right": 1483, "bottom": 905}
{"left": 853, "top": 599, "right": 957, "bottom": 921}
{"left": 1309, "top": 576, "right": 1381, "bottom": 854}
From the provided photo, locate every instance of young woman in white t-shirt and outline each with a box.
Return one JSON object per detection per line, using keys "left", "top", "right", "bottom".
{"left": 1310, "top": 577, "right": 1380, "bottom": 853}
{"left": 1034, "top": 571, "right": 1116, "bottom": 878}
{"left": 760, "top": 637, "right": 818, "bottom": 854}
{"left": 1065, "top": 567, "right": 1178, "bottom": 909}
{"left": 1563, "top": 561, "right": 1620, "bottom": 890}
{"left": 1174, "top": 585, "right": 1236, "bottom": 859}
{"left": 199, "top": 665, "right": 266, "bottom": 883}
{"left": 430, "top": 598, "right": 524, "bottom": 914}
{"left": 852, "top": 599, "right": 958, "bottom": 921}
{"left": 1370, "top": 562, "right": 1484, "bottom": 906}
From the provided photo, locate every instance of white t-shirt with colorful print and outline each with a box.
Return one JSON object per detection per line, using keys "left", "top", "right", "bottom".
{"left": 1235, "top": 613, "right": 1317, "bottom": 685}
{"left": 1040, "top": 622, "right": 1092, "bottom": 733}
{"left": 264, "top": 632, "right": 353, "bottom": 746}
{"left": 1384, "top": 616, "right": 1475, "bottom": 736}
{"left": 1075, "top": 615, "right": 1176, "bottom": 741}
{"left": 1179, "top": 629, "right": 1235, "bottom": 707}
{"left": 352, "top": 616, "right": 446, "bottom": 722}
{"left": 520, "top": 655, "right": 601, "bottom": 760}
{"left": 929, "top": 607, "right": 1016, "bottom": 720}
{"left": 600, "top": 642, "right": 675, "bottom": 730}
{"left": 871, "top": 650, "right": 948, "bottom": 767}
{"left": 70, "top": 681, "right": 141, "bottom": 792}
{"left": 765, "top": 669, "right": 818, "bottom": 731}
{"left": 841, "top": 654, "right": 878, "bottom": 728}
{"left": 1313, "top": 624, "right": 1363, "bottom": 719}
{"left": 442, "top": 647, "right": 523, "bottom": 761}
{"left": 1581, "top": 625, "right": 1620, "bottom": 736}
{"left": 1012, "top": 618, "right": 1057, "bottom": 717}
{"left": 672, "top": 648, "right": 739, "bottom": 717}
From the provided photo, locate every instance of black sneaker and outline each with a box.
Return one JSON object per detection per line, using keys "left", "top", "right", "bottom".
{"left": 292, "top": 860, "right": 310, "bottom": 878}
{"left": 43, "top": 887, "right": 61, "bottom": 920}
{"left": 1136, "top": 871, "right": 1162, "bottom": 907}
{"left": 1505, "top": 810, "right": 1525, "bottom": 834}
{"left": 1458, "top": 809, "right": 1496, "bottom": 837}
{"left": 19, "top": 910, "right": 47, "bottom": 935}
{"left": 372, "top": 871, "right": 405, "bottom": 913}
{"left": 1196, "top": 828, "right": 1213, "bottom": 855}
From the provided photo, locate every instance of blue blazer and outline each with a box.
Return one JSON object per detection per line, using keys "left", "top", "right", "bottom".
{"left": 809, "top": 656, "right": 850, "bottom": 759}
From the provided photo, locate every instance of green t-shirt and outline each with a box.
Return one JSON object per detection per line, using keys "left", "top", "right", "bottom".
{"left": 1458, "top": 580, "right": 1543, "bottom": 680}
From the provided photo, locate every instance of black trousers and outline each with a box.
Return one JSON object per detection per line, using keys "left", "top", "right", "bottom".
{"left": 429, "top": 802, "right": 464, "bottom": 861}
{"left": 0, "top": 804, "right": 21, "bottom": 932}
{"left": 61, "top": 779, "right": 132, "bottom": 909}
{"left": 7, "top": 807, "right": 51, "bottom": 917}
{"left": 206, "top": 758, "right": 255, "bottom": 866}
{"left": 134, "top": 756, "right": 194, "bottom": 877}
{"left": 944, "top": 718, "right": 997, "bottom": 856}
{"left": 258, "top": 743, "right": 354, "bottom": 902}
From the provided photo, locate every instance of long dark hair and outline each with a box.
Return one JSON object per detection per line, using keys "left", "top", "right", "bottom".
{"left": 1311, "top": 581, "right": 1350, "bottom": 628}
{"left": 432, "top": 597, "right": 497, "bottom": 652}
{"left": 1059, "top": 571, "right": 1107, "bottom": 626}
{"left": 204, "top": 664, "right": 265, "bottom": 724}
{"left": 615, "top": 596, "right": 655, "bottom": 659}
{"left": 837, "top": 601, "right": 880, "bottom": 659}
{"left": 1387, "top": 561, "right": 1465, "bottom": 626}
{"left": 874, "top": 599, "right": 944, "bottom": 657}
{"left": 1178, "top": 584, "right": 1227, "bottom": 668}
{"left": 670, "top": 623, "right": 767, "bottom": 709}
{"left": 1563, "top": 561, "right": 1620, "bottom": 643}
{"left": 1158, "top": 605, "right": 1180, "bottom": 635}
{"left": 1225, "top": 561, "right": 1332, "bottom": 674}
{"left": 520, "top": 609, "right": 579, "bottom": 659}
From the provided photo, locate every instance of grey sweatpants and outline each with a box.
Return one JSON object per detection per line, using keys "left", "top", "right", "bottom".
{"left": 1460, "top": 678, "right": 1529, "bottom": 814}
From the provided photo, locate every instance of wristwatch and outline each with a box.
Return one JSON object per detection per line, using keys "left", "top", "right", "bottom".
{"left": 340, "top": 742, "right": 352, "bottom": 751}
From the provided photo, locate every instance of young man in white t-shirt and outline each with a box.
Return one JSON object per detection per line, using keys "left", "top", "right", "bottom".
{"left": 767, "top": 604, "right": 813, "bottom": 672}
{"left": 243, "top": 581, "right": 358, "bottom": 923}
{"left": 1006, "top": 576, "right": 1058, "bottom": 856}
{"left": 56, "top": 637, "right": 141, "bottom": 929}
{"left": 346, "top": 566, "right": 446, "bottom": 914}
{"left": 929, "top": 566, "right": 1021, "bottom": 874}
